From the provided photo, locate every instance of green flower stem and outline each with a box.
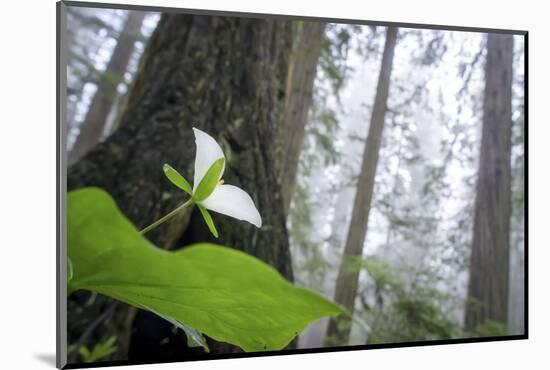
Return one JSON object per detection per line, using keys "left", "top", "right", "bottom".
{"left": 140, "top": 199, "right": 193, "bottom": 234}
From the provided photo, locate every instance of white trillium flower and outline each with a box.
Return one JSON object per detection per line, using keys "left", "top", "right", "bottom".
{"left": 191, "top": 128, "right": 262, "bottom": 228}
{"left": 161, "top": 127, "right": 261, "bottom": 238}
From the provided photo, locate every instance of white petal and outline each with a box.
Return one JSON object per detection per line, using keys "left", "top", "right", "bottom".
{"left": 200, "top": 184, "right": 262, "bottom": 228}
{"left": 192, "top": 127, "right": 225, "bottom": 191}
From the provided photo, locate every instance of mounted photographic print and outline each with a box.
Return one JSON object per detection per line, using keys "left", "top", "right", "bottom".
{"left": 56, "top": 1, "right": 527, "bottom": 368}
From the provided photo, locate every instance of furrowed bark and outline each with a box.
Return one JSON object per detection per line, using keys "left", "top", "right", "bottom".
{"left": 464, "top": 34, "right": 514, "bottom": 332}
{"left": 279, "top": 21, "right": 326, "bottom": 212}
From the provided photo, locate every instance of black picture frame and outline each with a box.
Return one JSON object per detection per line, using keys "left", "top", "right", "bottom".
{"left": 56, "top": 1, "right": 528, "bottom": 368}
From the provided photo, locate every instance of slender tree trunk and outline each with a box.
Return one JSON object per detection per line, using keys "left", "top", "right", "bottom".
{"left": 325, "top": 27, "right": 398, "bottom": 346}
{"left": 465, "top": 34, "right": 514, "bottom": 332}
{"left": 69, "top": 11, "right": 147, "bottom": 165}
{"left": 509, "top": 114, "right": 525, "bottom": 334}
{"left": 278, "top": 21, "right": 326, "bottom": 211}
{"left": 67, "top": 14, "right": 294, "bottom": 361}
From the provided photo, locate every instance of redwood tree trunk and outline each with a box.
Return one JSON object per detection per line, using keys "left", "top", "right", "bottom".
{"left": 279, "top": 21, "right": 326, "bottom": 211}
{"left": 69, "top": 11, "right": 147, "bottom": 165}
{"left": 67, "top": 13, "right": 294, "bottom": 361}
{"left": 325, "top": 27, "right": 398, "bottom": 346}
{"left": 465, "top": 33, "right": 514, "bottom": 332}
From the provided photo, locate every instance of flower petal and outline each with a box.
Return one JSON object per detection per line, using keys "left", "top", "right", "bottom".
{"left": 200, "top": 184, "right": 262, "bottom": 228}
{"left": 192, "top": 127, "right": 225, "bottom": 191}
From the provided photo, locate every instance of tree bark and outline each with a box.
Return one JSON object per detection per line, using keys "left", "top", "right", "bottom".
{"left": 67, "top": 13, "right": 294, "bottom": 361}
{"left": 278, "top": 21, "right": 326, "bottom": 212}
{"left": 69, "top": 11, "right": 147, "bottom": 165}
{"left": 464, "top": 34, "right": 514, "bottom": 332}
{"left": 325, "top": 27, "right": 398, "bottom": 346}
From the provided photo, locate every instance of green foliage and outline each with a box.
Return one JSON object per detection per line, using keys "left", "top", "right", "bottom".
{"left": 352, "top": 256, "right": 461, "bottom": 343}
{"left": 319, "top": 25, "right": 354, "bottom": 96}
{"left": 389, "top": 287, "right": 459, "bottom": 341}
{"left": 68, "top": 187, "right": 343, "bottom": 352}
{"left": 197, "top": 204, "right": 218, "bottom": 238}
{"left": 350, "top": 256, "right": 400, "bottom": 291}
{"left": 162, "top": 161, "right": 222, "bottom": 238}
{"left": 67, "top": 258, "right": 73, "bottom": 282}
{"left": 193, "top": 158, "right": 224, "bottom": 202}
{"left": 163, "top": 164, "right": 193, "bottom": 196}
{"left": 100, "top": 70, "right": 125, "bottom": 87}
{"left": 77, "top": 336, "right": 118, "bottom": 363}
{"left": 473, "top": 320, "right": 508, "bottom": 337}
{"left": 287, "top": 177, "right": 330, "bottom": 290}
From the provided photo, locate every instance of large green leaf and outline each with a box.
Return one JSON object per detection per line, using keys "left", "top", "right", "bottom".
{"left": 68, "top": 187, "right": 343, "bottom": 352}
